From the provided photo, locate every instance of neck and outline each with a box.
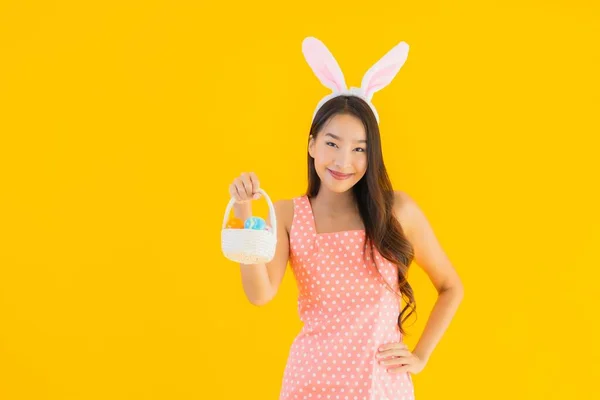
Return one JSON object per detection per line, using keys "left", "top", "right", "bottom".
{"left": 312, "top": 188, "right": 357, "bottom": 213}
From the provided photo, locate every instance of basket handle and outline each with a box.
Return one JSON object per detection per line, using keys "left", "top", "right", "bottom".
{"left": 221, "top": 188, "right": 277, "bottom": 234}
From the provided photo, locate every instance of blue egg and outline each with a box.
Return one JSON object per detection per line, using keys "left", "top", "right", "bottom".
{"left": 244, "top": 216, "right": 266, "bottom": 230}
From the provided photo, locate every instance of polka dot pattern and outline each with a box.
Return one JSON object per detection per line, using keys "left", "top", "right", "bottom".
{"left": 279, "top": 196, "right": 415, "bottom": 400}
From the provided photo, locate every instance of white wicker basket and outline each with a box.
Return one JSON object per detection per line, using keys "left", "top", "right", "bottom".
{"left": 221, "top": 188, "right": 277, "bottom": 264}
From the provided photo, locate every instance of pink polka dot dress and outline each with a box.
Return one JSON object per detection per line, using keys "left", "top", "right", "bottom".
{"left": 279, "top": 195, "right": 415, "bottom": 400}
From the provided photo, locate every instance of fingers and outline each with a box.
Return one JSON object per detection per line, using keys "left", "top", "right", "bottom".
{"left": 230, "top": 172, "right": 261, "bottom": 203}
{"left": 377, "top": 348, "right": 412, "bottom": 360}
{"left": 240, "top": 172, "right": 253, "bottom": 198}
{"left": 375, "top": 343, "right": 420, "bottom": 375}
{"left": 387, "top": 365, "right": 410, "bottom": 374}
{"left": 377, "top": 342, "right": 408, "bottom": 354}
{"left": 229, "top": 183, "right": 244, "bottom": 203}
{"left": 376, "top": 343, "right": 413, "bottom": 371}
{"left": 248, "top": 172, "right": 261, "bottom": 199}
{"left": 377, "top": 351, "right": 413, "bottom": 370}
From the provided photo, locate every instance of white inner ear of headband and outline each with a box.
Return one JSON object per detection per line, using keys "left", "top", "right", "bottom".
{"left": 302, "top": 36, "right": 410, "bottom": 124}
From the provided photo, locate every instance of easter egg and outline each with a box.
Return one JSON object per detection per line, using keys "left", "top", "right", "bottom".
{"left": 244, "top": 216, "right": 266, "bottom": 230}
{"left": 226, "top": 217, "right": 244, "bottom": 229}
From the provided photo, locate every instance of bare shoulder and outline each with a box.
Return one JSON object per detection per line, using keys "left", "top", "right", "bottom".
{"left": 392, "top": 190, "right": 418, "bottom": 235}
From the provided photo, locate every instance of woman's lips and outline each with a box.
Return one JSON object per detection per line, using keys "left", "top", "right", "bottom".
{"left": 327, "top": 169, "right": 354, "bottom": 180}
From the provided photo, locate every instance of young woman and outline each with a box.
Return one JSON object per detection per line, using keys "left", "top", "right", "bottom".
{"left": 228, "top": 37, "right": 464, "bottom": 400}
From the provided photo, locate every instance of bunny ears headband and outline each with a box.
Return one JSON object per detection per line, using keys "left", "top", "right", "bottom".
{"left": 302, "top": 36, "right": 410, "bottom": 123}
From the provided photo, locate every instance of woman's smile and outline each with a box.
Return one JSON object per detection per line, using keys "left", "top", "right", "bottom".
{"left": 327, "top": 168, "right": 354, "bottom": 180}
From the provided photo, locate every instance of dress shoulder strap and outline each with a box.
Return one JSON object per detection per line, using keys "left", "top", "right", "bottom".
{"left": 290, "top": 195, "right": 317, "bottom": 238}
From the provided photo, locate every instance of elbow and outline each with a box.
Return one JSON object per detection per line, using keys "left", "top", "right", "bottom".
{"left": 456, "top": 285, "right": 465, "bottom": 302}
{"left": 246, "top": 285, "right": 277, "bottom": 307}
{"left": 440, "top": 280, "right": 464, "bottom": 300}
{"left": 249, "top": 294, "right": 274, "bottom": 307}
{"left": 250, "top": 298, "right": 271, "bottom": 307}
{"left": 452, "top": 282, "right": 465, "bottom": 301}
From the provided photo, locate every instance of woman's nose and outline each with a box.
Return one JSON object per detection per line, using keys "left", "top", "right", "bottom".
{"left": 334, "top": 153, "right": 352, "bottom": 169}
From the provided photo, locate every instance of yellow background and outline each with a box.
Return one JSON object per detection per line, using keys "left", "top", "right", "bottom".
{"left": 1, "top": 1, "right": 599, "bottom": 399}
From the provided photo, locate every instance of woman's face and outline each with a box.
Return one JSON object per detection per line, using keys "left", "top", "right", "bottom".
{"left": 309, "top": 113, "right": 368, "bottom": 193}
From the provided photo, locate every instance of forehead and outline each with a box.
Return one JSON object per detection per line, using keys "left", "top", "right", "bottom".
{"left": 319, "top": 113, "right": 367, "bottom": 142}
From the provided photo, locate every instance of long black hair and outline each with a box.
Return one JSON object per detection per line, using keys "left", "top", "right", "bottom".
{"left": 306, "top": 95, "right": 417, "bottom": 335}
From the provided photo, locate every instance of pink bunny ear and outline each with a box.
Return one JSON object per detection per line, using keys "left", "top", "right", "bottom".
{"left": 302, "top": 37, "right": 347, "bottom": 93}
{"left": 361, "top": 41, "right": 409, "bottom": 101}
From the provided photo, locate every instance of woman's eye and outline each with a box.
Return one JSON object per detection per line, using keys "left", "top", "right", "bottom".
{"left": 325, "top": 142, "right": 365, "bottom": 152}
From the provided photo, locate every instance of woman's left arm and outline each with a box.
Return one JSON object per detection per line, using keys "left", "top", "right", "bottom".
{"left": 395, "top": 191, "right": 465, "bottom": 364}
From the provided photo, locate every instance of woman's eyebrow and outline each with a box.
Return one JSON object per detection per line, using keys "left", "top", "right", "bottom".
{"left": 324, "top": 133, "right": 367, "bottom": 143}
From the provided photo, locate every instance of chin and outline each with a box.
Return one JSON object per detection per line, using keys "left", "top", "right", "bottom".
{"left": 324, "top": 183, "right": 354, "bottom": 193}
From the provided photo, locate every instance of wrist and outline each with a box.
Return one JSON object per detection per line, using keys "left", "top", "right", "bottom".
{"left": 233, "top": 202, "right": 252, "bottom": 220}
{"left": 412, "top": 348, "right": 430, "bottom": 363}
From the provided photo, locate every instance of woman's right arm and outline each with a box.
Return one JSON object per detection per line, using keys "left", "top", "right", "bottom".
{"left": 230, "top": 172, "right": 292, "bottom": 306}
{"left": 235, "top": 199, "right": 291, "bottom": 306}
